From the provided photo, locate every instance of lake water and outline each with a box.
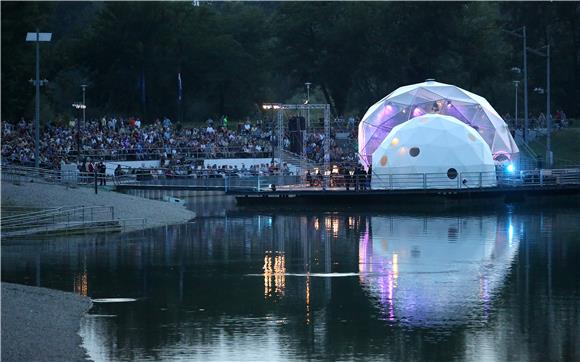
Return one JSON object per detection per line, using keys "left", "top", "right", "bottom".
{"left": 2, "top": 200, "right": 579, "bottom": 361}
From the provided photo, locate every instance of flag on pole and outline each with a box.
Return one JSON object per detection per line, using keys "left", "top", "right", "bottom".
{"left": 178, "top": 72, "right": 183, "bottom": 102}
{"left": 140, "top": 70, "right": 146, "bottom": 105}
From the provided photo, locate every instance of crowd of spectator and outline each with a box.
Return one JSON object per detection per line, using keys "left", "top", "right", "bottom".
{"left": 503, "top": 110, "right": 571, "bottom": 131}
{"left": 1, "top": 115, "right": 359, "bottom": 171}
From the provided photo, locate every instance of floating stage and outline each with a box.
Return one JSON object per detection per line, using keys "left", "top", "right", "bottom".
{"left": 228, "top": 183, "right": 580, "bottom": 208}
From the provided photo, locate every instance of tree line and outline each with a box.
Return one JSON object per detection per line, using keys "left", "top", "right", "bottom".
{"left": 1, "top": 1, "right": 579, "bottom": 123}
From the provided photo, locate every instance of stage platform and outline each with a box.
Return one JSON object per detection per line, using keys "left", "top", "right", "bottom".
{"left": 228, "top": 183, "right": 580, "bottom": 207}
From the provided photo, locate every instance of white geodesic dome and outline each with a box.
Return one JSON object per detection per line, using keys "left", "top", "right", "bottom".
{"left": 371, "top": 114, "right": 497, "bottom": 189}
{"left": 358, "top": 80, "right": 518, "bottom": 168}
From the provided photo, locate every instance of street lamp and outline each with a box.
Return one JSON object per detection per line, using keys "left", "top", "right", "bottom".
{"left": 511, "top": 66, "right": 521, "bottom": 135}
{"left": 305, "top": 81, "right": 312, "bottom": 131}
{"left": 503, "top": 26, "right": 529, "bottom": 143}
{"left": 26, "top": 30, "right": 52, "bottom": 168}
{"left": 304, "top": 82, "right": 312, "bottom": 171}
{"left": 512, "top": 80, "right": 520, "bottom": 133}
{"left": 529, "top": 43, "right": 552, "bottom": 167}
{"left": 81, "top": 84, "right": 87, "bottom": 130}
{"left": 73, "top": 102, "right": 87, "bottom": 159}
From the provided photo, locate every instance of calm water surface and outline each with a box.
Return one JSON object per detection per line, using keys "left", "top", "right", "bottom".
{"left": 2, "top": 201, "right": 579, "bottom": 361}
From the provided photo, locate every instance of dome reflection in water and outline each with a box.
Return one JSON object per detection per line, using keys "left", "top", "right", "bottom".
{"left": 359, "top": 215, "right": 520, "bottom": 327}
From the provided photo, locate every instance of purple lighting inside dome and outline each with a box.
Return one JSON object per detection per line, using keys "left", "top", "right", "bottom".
{"left": 412, "top": 107, "right": 423, "bottom": 117}
{"left": 379, "top": 104, "right": 394, "bottom": 121}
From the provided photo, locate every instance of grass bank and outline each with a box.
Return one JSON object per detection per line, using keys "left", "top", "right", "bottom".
{"left": 528, "top": 128, "right": 580, "bottom": 166}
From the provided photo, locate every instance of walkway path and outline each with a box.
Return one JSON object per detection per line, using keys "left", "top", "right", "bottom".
{"left": 1, "top": 179, "right": 196, "bottom": 232}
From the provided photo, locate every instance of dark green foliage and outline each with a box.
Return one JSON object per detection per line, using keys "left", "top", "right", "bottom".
{"left": 2, "top": 1, "right": 579, "bottom": 122}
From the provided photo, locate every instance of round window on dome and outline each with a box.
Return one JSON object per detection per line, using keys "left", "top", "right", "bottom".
{"left": 447, "top": 168, "right": 458, "bottom": 179}
{"left": 409, "top": 147, "right": 420, "bottom": 157}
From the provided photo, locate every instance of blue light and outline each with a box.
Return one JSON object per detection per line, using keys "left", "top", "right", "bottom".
{"left": 506, "top": 164, "right": 515, "bottom": 173}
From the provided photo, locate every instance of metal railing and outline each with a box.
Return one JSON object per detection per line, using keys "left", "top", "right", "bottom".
{"left": 504, "top": 168, "right": 580, "bottom": 187}
{"left": 370, "top": 171, "right": 499, "bottom": 190}
{"left": 232, "top": 169, "right": 580, "bottom": 192}
{"left": 57, "top": 146, "right": 274, "bottom": 162}
{"left": 1, "top": 205, "right": 146, "bottom": 238}
{"left": 1, "top": 206, "right": 115, "bottom": 231}
{"left": 4, "top": 164, "right": 577, "bottom": 194}
{"left": 1, "top": 164, "right": 118, "bottom": 187}
{"left": 224, "top": 175, "right": 302, "bottom": 192}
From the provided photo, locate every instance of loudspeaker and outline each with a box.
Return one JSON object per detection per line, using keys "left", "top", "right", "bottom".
{"left": 288, "top": 117, "right": 306, "bottom": 131}
{"left": 288, "top": 117, "right": 305, "bottom": 153}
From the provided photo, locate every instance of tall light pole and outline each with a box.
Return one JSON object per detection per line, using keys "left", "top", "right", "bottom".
{"left": 513, "top": 80, "right": 519, "bottom": 134}
{"left": 503, "top": 26, "right": 528, "bottom": 142}
{"left": 73, "top": 102, "right": 86, "bottom": 160}
{"left": 26, "top": 30, "right": 52, "bottom": 168}
{"left": 529, "top": 43, "right": 552, "bottom": 167}
{"left": 546, "top": 43, "right": 551, "bottom": 167}
{"left": 523, "top": 26, "right": 529, "bottom": 144}
{"left": 81, "top": 84, "right": 87, "bottom": 129}
{"left": 304, "top": 82, "right": 312, "bottom": 173}
{"left": 305, "top": 82, "right": 311, "bottom": 128}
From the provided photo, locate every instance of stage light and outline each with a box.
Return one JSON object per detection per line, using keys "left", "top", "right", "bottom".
{"left": 506, "top": 164, "right": 515, "bottom": 173}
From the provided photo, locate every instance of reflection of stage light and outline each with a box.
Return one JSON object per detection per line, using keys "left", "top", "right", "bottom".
{"left": 305, "top": 274, "right": 311, "bottom": 324}
{"left": 263, "top": 251, "right": 286, "bottom": 298}
{"left": 74, "top": 271, "right": 88, "bottom": 296}
{"left": 359, "top": 215, "right": 520, "bottom": 326}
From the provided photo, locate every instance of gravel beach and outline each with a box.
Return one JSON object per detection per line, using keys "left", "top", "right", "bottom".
{"left": 1, "top": 180, "right": 196, "bottom": 232}
{"left": 1, "top": 282, "right": 92, "bottom": 362}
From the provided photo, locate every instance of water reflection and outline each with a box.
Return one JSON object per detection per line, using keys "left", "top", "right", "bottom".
{"left": 263, "top": 251, "right": 286, "bottom": 298}
{"left": 359, "top": 215, "right": 521, "bottom": 327}
{"left": 2, "top": 207, "right": 579, "bottom": 361}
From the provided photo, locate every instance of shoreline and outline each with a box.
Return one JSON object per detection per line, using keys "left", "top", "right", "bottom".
{"left": 1, "top": 282, "right": 92, "bottom": 362}
{"left": 1, "top": 179, "right": 196, "bottom": 233}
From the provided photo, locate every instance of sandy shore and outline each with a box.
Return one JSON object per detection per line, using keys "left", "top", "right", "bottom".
{"left": 1, "top": 282, "right": 92, "bottom": 362}
{"left": 1, "top": 179, "right": 196, "bottom": 232}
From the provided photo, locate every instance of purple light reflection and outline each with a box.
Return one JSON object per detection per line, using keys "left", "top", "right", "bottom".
{"left": 358, "top": 222, "right": 370, "bottom": 276}
{"left": 387, "top": 271, "right": 395, "bottom": 321}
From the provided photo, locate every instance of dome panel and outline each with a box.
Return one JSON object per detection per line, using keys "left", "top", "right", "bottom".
{"left": 371, "top": 115, "right": 497, "bottom": 190}
{"left": 358, "top": 81, "right": 519, "bottom": 168}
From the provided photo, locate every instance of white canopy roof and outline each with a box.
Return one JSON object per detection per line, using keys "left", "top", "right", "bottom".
{"left": 358, "top": 80, "right": 519, "bottom": 168}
